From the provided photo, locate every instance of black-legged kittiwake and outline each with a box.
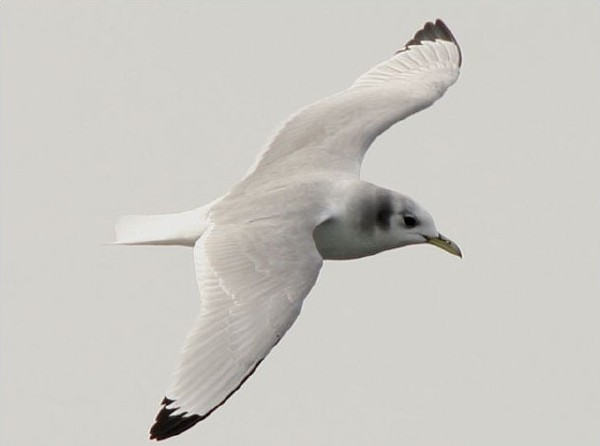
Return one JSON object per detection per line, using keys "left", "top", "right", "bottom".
{"left": 115, "top": 19, "right": 463, "bottom": 440}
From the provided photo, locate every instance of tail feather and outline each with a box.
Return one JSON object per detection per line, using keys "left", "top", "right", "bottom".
{"left": 115, "top": 202, "right": 217, "bottom": 247}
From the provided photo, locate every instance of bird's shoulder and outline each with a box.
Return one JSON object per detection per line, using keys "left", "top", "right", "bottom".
{"left": 208, "top": 173, "right": 358, "bottom": 228}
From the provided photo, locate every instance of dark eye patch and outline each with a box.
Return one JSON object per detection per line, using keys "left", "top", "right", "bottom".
{"left": 376, "top": 207, "right": 392, "bottom": 229}
{"left": 359, "top": 191, "right": 393, "bottom": 232}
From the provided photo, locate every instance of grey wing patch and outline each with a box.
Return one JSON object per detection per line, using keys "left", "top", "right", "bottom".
{"left": 397, "top": 19, "right": 462, "bottom": 67}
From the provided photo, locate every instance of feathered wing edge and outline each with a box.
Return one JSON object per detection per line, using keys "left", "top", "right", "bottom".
{"left": 351, "top": 18, "right": 461, "bottom": 90}
{"left": 149, "top": 360, "right": 263, "bottom": 440}
{"left": 399, "top": 19, "right": 462, "bottom": 66}
{"left": 245, "top": 19, "right": 462, "bottom": 177}
{"left": 149, "top": 222, "right": 323, "bottom": 441}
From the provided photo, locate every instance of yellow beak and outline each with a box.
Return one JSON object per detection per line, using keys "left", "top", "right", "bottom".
{"left": 426, "top": 233, "right": 462, "bottom": 258}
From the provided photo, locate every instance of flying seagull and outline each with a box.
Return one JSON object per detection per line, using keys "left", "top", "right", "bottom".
{"left": 115, "top": 19, "right": 462, "bottom": 440}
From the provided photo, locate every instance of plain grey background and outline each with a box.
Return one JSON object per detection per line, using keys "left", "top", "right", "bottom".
{"left": 2, "top": 1, "right": 600, "bottom": 445}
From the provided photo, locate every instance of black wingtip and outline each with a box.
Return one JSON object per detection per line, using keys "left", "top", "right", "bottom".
{"left": 400, "top": 19, "right": 462, "bottom": 67}
{"left": 149, "top": 398, "right": 203, "bottom": 441}
{"left": 149, "top": 359, "right": 265, "bottom": 440}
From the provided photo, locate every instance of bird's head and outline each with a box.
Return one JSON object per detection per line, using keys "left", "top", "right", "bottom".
{"left": 313, "top": 185, "right": 462, "bottom": 260}
{"left": 374, "top": 192, "right": 462, "bottom": 258}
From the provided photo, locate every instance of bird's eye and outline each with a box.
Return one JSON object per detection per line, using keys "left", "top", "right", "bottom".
{"left": 402, "top": 214, "right": 418, "bottom": 228}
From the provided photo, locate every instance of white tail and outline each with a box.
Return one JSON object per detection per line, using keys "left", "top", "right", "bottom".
{"left": 115, "top": 199, "right": 220, "bottom": 246}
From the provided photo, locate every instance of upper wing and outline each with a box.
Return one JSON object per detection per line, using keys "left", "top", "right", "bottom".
{"left": 245, "top": 19, "right": 461, "bottom": 179}
{"left": 149, "top": 221, "right": 323, "bottom": 440}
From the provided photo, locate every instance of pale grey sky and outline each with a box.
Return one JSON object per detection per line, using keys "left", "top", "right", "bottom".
{"left": 2, "top": 1, "right": 600, "bottom": 445}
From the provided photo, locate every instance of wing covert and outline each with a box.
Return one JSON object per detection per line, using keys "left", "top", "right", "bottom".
{"left": 149, "top": 222, "right": 323, "bottom": 440}
{"left": 244, "top": 19, "right": 461, "bottom": 179}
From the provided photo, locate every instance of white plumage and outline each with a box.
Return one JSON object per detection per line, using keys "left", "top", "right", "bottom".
{"left": 116, "top": 19, "right": 463, "bottom": 440}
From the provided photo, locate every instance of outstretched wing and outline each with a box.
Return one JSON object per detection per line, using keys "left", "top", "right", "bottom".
{"left": 246, "top": 19, "right": 461, "bottom": 179}
{"left": 149, "top": 221, "right": 323, "bottom": 440}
